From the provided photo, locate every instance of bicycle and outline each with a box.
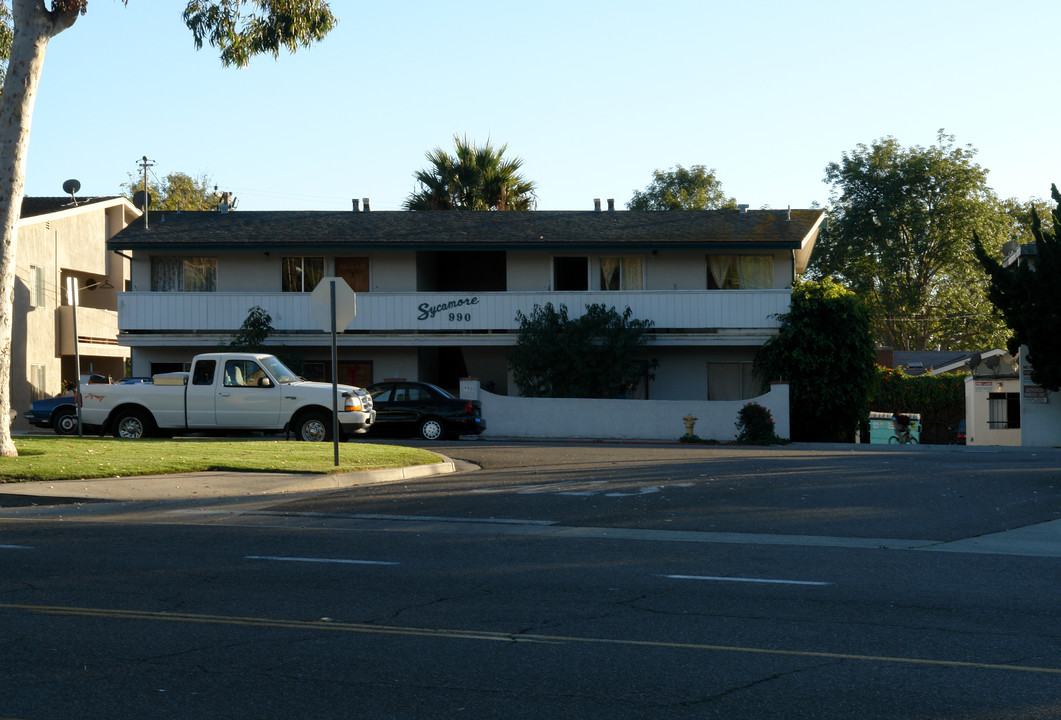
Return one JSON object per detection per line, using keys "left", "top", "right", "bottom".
{"left": 888, "top": 426, "right": 918, "bottom": 444}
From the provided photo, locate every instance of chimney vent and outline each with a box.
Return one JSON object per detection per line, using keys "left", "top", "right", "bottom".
{"left": 362, "top": 198, "right": 371, "bottom": 212}
{"left": 352, "top": 199, "right": 360, "bottom": 212}
{"left": 593, "top": 198, "right": 601, "bottom": 212}
{"left": 738, "top": 204, "right": 750, "bottom": 213}
{"left": 607, "top": 199, "right": 615, "bottom": 211}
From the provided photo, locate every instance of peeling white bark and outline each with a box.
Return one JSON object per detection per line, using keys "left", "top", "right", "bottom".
{"left": 0, "top": 1, "right": 80, "bottom": 457}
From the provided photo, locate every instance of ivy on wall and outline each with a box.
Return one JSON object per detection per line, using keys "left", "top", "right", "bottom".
{"left": 870, "top": 367, "right": 966, "bottom": 442}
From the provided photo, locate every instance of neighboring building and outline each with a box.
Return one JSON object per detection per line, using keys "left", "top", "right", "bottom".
{"left": 929, "top": 350, "right": 1021, "bottom": 447}
{"left": 107, "top": 205, "right": 825, "bottom": 400}
{"left": 13, "top": 195, "right": 141, "bottom": 429}
{"left": 891, "top": 350, "right": 977, "bottom": 376}
{"left": 1000, "top": 242, "right": 1061, "bottom": 446}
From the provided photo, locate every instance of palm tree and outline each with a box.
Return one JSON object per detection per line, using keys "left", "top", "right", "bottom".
{"left": 404, "top": 135, "right": 537, "bottom": 211}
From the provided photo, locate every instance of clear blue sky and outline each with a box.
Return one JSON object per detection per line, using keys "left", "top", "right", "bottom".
{"left": 21, "top": 0, "right": 1061, "bottom": 212}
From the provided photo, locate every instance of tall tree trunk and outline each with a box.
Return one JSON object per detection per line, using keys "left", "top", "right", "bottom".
{"left": 0, "top": 1, "right": 79, "bottom": 457}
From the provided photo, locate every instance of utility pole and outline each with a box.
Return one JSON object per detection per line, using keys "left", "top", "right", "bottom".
{"left": 138, "top": 155, "right": 155, "bottom": 229}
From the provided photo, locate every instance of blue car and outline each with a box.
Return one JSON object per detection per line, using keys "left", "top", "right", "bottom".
{"left": 24, "top": 396, "right": 78, "bottom": 435}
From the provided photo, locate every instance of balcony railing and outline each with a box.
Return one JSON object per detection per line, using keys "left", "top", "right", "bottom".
{"left": 59, "top": 305, "right": 128, "bottom": 357}
{"left": 117, "top": 290, "right": 790, "bottom": 334}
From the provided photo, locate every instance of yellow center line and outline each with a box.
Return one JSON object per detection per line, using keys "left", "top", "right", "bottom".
{"left": 2, "top": 602, "right": 1059, "bottom": 675}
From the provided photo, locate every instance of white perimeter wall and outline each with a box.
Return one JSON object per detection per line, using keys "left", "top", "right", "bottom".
{"left": 461, "top": 381, "right": 789, "bottom": 442}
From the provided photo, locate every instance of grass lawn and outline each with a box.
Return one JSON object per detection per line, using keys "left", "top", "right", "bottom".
{"left": 1, "top": 436, "right": 444, "bottom": 483}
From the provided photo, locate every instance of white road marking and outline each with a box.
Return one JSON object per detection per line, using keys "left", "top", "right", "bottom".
{"left": 245, "top": 555, "right": 398, "bottom": 566}
{"left": 662, "top": 574, "right": 831, "bottom": 586}
{"left": 605, "top": 486, "right": 662, "bottom": 497}
{"left": 0, "top": 544, "right": 33, "bottom": 550}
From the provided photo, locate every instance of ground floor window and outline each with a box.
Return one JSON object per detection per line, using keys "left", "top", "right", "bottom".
{"left": 706, "top": 361, "right": 759, "bottom": 401}
{"left": 988, "top": 392, "right": 1020, "bottom": 429}
{"left": 29, "top": 364, "right": 45, "bottom": 401}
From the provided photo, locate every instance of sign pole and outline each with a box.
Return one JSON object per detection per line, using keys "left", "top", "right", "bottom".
{"left": 330, "top": 280, "right": 340, "bottom": 466}
{"left": 67, "top": 278, "right": 83, "bottom": 439}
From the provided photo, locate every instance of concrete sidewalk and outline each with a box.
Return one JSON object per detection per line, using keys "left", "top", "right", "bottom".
{"left": 0, "top": 459, "right": 458, "bottom": 506}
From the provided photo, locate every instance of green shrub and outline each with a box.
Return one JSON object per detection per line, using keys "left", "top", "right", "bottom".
{"left": 735, "top": 403, "right": 781, "bottom": 444}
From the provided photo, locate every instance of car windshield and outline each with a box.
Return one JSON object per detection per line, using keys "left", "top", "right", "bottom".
{"left": 261, "top": 356, "right": 300, "bottom": 384}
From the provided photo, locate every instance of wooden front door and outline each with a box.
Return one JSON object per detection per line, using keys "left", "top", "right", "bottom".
{"left": 336, "top": 257, "right": 369, "bottom": 292}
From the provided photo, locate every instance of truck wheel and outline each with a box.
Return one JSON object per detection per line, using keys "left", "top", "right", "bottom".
{"left": 114, "top": 409, "right": 153, "bottom": 439}
{"left": 418, "top": 417, "right": 444, "bottom": 441}
{"left": 295, "top": 411, "right": 332, "bottom": 442}
{"left": 53, "top": 407, "right": 78, "bottom": 435}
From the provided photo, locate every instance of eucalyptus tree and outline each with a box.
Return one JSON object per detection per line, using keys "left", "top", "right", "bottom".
{"left": 627, "top": 164, "right": 737, "bottom": 210}
{"left": 404, "top": 135, "right": 537, "bottom": 211}
{"left": 810, "top": 131, "right": 1008, "bottom": 351}
{"left": 0, "top": 0, "right": 336, "bottom": 457}
{"left": 123, "top": 170, "right": 221, "bottom": 212}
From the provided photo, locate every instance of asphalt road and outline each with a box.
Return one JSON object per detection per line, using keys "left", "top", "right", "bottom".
{"left": 1, "top": 441, "right": 1060, "bottom": 719}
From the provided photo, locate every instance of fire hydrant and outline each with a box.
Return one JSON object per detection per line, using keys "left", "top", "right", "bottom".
{"left": 682, "top": 414, "right": 698, "bottom": 439}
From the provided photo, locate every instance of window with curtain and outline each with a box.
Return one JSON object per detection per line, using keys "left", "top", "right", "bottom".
{"left": 707, "top": 255, "right": 773, "bottom": 289}
{"left": 599, "top": 257, "right": 643, "bottom": 290}
{"left": 151, "top": 257, "right": 217, "bottom": 291}
{"left": 282, "top": 257, "right": 325, "bottom": 292}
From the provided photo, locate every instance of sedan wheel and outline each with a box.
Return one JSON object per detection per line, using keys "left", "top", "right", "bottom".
{"left": 53, "top": 408, "right": 78, "bottom": 435}
{"left": 419, "top": 418, "right": 444, "bottom": 441}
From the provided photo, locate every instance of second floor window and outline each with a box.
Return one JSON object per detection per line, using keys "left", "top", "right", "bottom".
{"left": 282, "top": 257, "right": 324, "bottom": 292}
{"left": 151, "top": 257, "right": 217, "bottom": 292}
{"left": 30, "top": 265, "right": 45, "bottom": 307}
{"left": 599, "top": 257, "right": 643, "bottom": 291}
{"left": 707, "top": 255, "right": 773, "bottom": 290}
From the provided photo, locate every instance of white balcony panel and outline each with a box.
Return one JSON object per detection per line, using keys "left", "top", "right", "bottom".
{"left": 118, "top": 290, "right": 789, "bottom": 333}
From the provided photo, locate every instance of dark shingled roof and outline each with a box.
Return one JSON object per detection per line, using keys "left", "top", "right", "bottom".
{"left": 108, "top": 208, "right": 825, "bottom": 252}
{"left": 21, "top": 196, "right": 123, "bottom": 219}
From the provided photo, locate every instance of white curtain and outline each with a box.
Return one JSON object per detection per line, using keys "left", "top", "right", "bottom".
{"left": 621, "top": 257, "right": 643, "bottom": 290}
{"left": 708, "top": 255, "right": 772, "bottom": 289}
{"left": 151, "top": 257, "right": 184, "bottom": 291}
{"left": 708, "top": 256, "right": 738, "bottom": 289}
{"left": 740, "top": 256, "right": 773, "bottom": 289}
{"left": 599, "top": 257, "right": 621, "bottom": 290}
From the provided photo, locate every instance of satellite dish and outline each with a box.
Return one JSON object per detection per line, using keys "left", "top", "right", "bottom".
{"left": 132, "top": 190, "right": 152, "bottom": 209}
{"left": 62, "top": 178, "right": 81, "bottom": 195}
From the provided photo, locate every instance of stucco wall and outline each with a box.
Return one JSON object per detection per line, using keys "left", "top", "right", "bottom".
{"left": 1020, "top": 346, "right": 1061, "bottom": 447}
{"left": 461, "top": 380, "right": 789, "bottom": 442}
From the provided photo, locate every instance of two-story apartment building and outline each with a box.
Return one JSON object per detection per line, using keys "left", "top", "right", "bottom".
{"left": 108, "top": 205, "right": 824, "bottom": 401}
{"left": 14, "top": 195, "right": 140, "bottom": 428}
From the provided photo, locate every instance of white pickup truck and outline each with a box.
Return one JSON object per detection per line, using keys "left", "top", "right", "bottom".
{"left": 79, "top": 352, "right": 375, "bottom": 441}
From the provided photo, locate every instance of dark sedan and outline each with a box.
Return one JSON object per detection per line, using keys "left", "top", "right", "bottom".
{"left": 24, "top": 396, "right": 78, "bottom": 434}
{"left": 366, "top": 381, "right": 485, "bottom": 440}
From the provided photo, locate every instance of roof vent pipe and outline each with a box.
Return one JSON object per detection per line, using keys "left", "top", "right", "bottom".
{"left": 593, "top": 198, "right": 601, "bottom": 212}
{"left": 352, "top": 199, "right": 360, "bottom": 212}
{"left": 607, "top": 199, "right": 615, "bottom": 211}
{"left": 787, "top": 205, "right": 791, "bottom": 221}
{"left": 363, "top": 198, "right": 371, "bottom": 212}
{"left": 738, "top": 204, "right": 750, "bottom": 213}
